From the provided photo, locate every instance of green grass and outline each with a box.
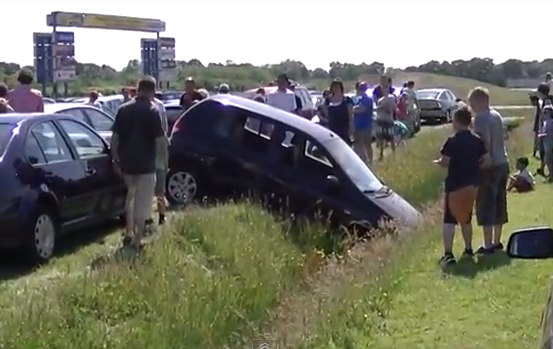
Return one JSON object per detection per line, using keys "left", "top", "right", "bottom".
{"left": 0, "top": 112, "right": 531, "bottom": 348}
{"left": 293, "top": 117, "right": 545, "bottom": 349}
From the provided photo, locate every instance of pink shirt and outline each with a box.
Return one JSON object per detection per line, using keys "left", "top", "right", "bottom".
{"left": 7, "top": 85, "right": 44, "bottom": 113}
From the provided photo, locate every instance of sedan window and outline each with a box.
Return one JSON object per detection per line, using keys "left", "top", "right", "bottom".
{"left": 84, "top": 108, "right": 114, "bottom": 132}
{"left": 58, "top": 119, "right": 105, "bottom": 158}
{"left": 60, "top": 108, "right": 88, "bottom": 125}
{"left": 29, "top": 121, "right": 73, "bottom": 163}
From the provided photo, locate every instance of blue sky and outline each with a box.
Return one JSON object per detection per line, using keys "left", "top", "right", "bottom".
{"left": 4, "top": 1, "right": 550, "bottom": 70}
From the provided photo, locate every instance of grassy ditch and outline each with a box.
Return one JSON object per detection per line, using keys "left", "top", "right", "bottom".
{"left": 0, "top": 115, "right": 527, "bottom": 349}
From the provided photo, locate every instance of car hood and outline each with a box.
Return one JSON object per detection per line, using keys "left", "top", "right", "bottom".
{"left": 367, "top": 189, "right": 423, "bottom": 228}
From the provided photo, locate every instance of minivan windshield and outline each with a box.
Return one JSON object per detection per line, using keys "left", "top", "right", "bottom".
{"left": 323, "top": 138, "right": 384, "bottom": 193}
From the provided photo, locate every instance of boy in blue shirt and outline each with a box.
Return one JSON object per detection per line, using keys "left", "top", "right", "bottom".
{"left": 352, "top": 81, "right": 374, "bottom": 165}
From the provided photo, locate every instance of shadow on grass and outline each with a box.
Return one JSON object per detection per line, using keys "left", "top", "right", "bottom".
{"left": 0, "top": 220, "right": 122, "bottom": 282}
{"left": 442, "top": 251, "right": 512, "bottom": 278}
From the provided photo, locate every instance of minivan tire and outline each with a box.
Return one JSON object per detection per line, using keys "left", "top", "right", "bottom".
{"left": 165, "top": 168, "right": 204, "bottom": 205}
{"left": 25, "top": 207, "right": 57, "bottom": 263}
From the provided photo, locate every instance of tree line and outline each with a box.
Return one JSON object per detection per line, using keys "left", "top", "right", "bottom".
{"left": 0, "top": 57, "right": 551, "bottom": 96}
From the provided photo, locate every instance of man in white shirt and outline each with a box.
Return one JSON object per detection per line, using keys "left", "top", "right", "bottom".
{"left": 86, "top": 91, "right": 102, "bottom": 109}
{"left": 266, "top": 74, "right": 297, "bottom": 113}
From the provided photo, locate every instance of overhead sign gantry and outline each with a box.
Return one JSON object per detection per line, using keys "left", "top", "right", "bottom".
{"left": 33, "top": 11, "right": 176, "bottom": 96}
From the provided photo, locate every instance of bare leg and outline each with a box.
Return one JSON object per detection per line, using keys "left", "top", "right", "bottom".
{"left": 378, "top": 137, "right": 384, "bottom": 161}
{"left": 442, "top": 223, "right": 456, "bottom": 254}
{"left": 482, "top": 226, "right": 493, "bottom": 249}
{"left": 157, "top": 195, "right": 167, "bottom": 223}
{"left": 492, "top": 225, "right": 503, "bottom": 246}
{"left": 460, "top": 223, "right": 473, "bottom": 250}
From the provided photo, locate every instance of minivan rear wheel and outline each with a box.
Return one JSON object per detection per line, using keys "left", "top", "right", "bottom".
{"left": 166, "top": 168, "right": 203, "bottom": 205}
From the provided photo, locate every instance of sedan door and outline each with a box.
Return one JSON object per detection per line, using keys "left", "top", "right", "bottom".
{"left": 56, "top": 118, "right": 125, "bottom": 218}
{"left": 22, "top": 121, "right": 89, "bottom": 224}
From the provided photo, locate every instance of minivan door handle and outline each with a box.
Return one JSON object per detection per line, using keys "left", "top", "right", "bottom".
{"left": 85, "top": 168, "right": 97, "bottom": 176}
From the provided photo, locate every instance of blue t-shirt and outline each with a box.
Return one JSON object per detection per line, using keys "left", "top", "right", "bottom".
{"left": 353, "top": 94, "right": 373, "bottom": 130}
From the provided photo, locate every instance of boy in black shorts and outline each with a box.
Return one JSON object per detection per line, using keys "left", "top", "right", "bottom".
{"left": 434, "top": 106, "right": 490, "bottom": 266}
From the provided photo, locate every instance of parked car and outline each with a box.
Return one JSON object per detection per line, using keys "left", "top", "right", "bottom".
{"left": 243, "top": 85, "right": 316, "bottom": 119}
{"left": 167, "top": 95, "right": 421, "bottom": 230}
{"left": 73, "top": 95, "right": 124, "bottom": 117}
{"left": 155, "top": 91, "right": 183, "bottom": 102}
{"left": 505, "top": 227, "right": 553, "bottom": 349}
{"left": 0, "top": 112, "right": 126, "bottom": 262}
{"left": 163, "top": 100, "right": 184, "bottom": 135}
{"left": 416, "top": 88, "right": 458, "bottom": 123}
{"left": 44, "top": 103, "right": 114, "bottom": 143}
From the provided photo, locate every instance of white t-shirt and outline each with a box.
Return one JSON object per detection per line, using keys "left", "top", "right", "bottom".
{"left": 266, "top": 89, "right": 297, "bottom": 113}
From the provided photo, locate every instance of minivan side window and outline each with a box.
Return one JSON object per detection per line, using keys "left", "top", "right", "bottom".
{"left": 24, "top": 133, "right": 47, "bottom": 165}
{"left": 228, "top": 107, "right": 274, "bottom": 153}
{"left": 28, "top": 121, "right": 73, "bottom": 163}
{"left": 84, "top": 108, "right": 114, "bottom": 132}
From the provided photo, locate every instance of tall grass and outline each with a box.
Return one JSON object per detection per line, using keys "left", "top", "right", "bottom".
{"left": 0, "top": 117, "right": 527, "bottom": 348}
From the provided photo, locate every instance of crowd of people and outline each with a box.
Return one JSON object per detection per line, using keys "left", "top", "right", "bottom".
{"left": 0, "top": 69, "right": 548, "bottom": 260}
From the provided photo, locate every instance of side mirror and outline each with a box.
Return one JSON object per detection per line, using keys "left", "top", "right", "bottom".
{"left": 326, "top": 175, "right": 340, "bottom": 190}
{"left": 507, "top": 227, "right": 553, "bottom": 259}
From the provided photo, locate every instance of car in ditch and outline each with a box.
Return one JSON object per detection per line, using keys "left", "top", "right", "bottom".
{"left": 0, "top": 112, "right": 126, "bottom": 262}
{"left": 167, "top": 94, "right": 422, "bottom": 230}
{"left": 416, "top": 88, "right": 458, "bottom": 123}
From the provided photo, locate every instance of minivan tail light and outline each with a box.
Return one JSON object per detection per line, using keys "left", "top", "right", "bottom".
{"left": 171, "top": 115, "right": 185, "bottom": 136}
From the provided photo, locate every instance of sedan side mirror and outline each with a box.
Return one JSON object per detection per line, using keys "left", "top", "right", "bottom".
{"left": 507, "top": 227, "right": 553, "bottom": 259}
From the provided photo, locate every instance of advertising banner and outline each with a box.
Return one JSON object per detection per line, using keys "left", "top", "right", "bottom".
{"left": 48, "top": 12, "right": 166, "bottom": 33}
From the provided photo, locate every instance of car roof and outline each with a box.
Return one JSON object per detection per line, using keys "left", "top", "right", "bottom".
{"left": 44, "top": 102, "right": 94, "bottom": 113}
{"left": 206, "top": 95, "right": 337, "bottom": 142}
{"left": 417, "top": 88, "right": 446, "bottom": 93}
{"left": 164, "top": 99, "right": 182, "bottom": 107}
{"left": 244, "top": 85, "right": 308, "bottom": 94}
{"left": 98, "top": 94, "right": 123, "bottom": 101}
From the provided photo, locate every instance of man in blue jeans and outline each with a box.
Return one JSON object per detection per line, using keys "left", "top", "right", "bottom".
{"left": 353, "top": 81, "right": 374, "bottom": 165}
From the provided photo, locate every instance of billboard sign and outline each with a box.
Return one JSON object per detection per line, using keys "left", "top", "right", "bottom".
{"left": 47, "top": 12, "right": 166, "bottom": 33}
{"left": 141, "top": 38, "right": 158, "bottom": 78}
{"left": 158, "top": 37, "right": 177, "bottom": 82}
{"left": 51, "top": 30, "right": 76, "bottom": 82}
{"left": 54, "top": 31, "right": 75, "bottom": 43}
{"left": 33, "top": 32, "right": 53, "bottom": 85}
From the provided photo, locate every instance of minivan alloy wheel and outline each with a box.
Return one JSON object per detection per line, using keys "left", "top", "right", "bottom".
{"left": 34, "top": 213, "right": 56, "bottom": 260}
{"left": 167, "top": 171, "right": 197, "bottom": 204}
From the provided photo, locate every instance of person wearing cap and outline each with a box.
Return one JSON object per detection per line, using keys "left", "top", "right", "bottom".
{"left": 266, "top": 74, "right": 297, "bottom": 114}
{"left": 218, "top": 83, "right": 230, "bottom": 94}
{"left": 179, "top": 77, "right": 204, "bottom": 111}
{"left": 86, "top": 91, "right": 102, "bottom": 109}
{"left": 547, "top": 72, "right": 553, "bottom": 92}
{"left": 352, "top": 81, "right": 374, "bottom": 165}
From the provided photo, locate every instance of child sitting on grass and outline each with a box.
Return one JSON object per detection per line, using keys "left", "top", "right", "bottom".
{"left": 434, "top": 106, "right": 490, "bottom": 266}
{"left": 507, "top": 157, "right": 535, "bottom": 192}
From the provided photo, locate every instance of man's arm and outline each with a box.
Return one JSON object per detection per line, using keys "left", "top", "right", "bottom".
{"left": 473, "top": 117, "right": 491, "bottom": 151}
{"left": 150, "top": 109, "right": 168, "bottom": 167}
{"left": 437, "top": 138, "right": 452, "bottom": 167}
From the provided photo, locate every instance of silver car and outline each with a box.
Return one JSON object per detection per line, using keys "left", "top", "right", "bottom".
{"left": 416, "top": 88, "right": 458, "bottom": 124}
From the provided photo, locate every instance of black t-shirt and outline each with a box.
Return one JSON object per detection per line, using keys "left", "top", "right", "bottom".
{"left": 179, "top": 91, "right": 204, "bottom": 110}
{"left": 325, "top": 96, "right": 354, "bottom": 140}
{"left": 111, "top": 97, "right": 164, "bottom": 175}
{"left": 441, "top": 130, "right": 487, "bottom": 192}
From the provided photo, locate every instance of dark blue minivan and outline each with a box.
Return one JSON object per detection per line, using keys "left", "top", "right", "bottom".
{"left": 167, "top": 95, "right": 422, "bottom": 230}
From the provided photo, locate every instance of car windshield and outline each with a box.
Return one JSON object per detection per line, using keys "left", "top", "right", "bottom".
{"left": 323, "top": 138, "right": 384, "bottom": 193}
{"left": 0, "top": 123, "right": 15, "bottom": 157}
{"left": 416, "top": 90, "right": 440, "bottom": 99}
